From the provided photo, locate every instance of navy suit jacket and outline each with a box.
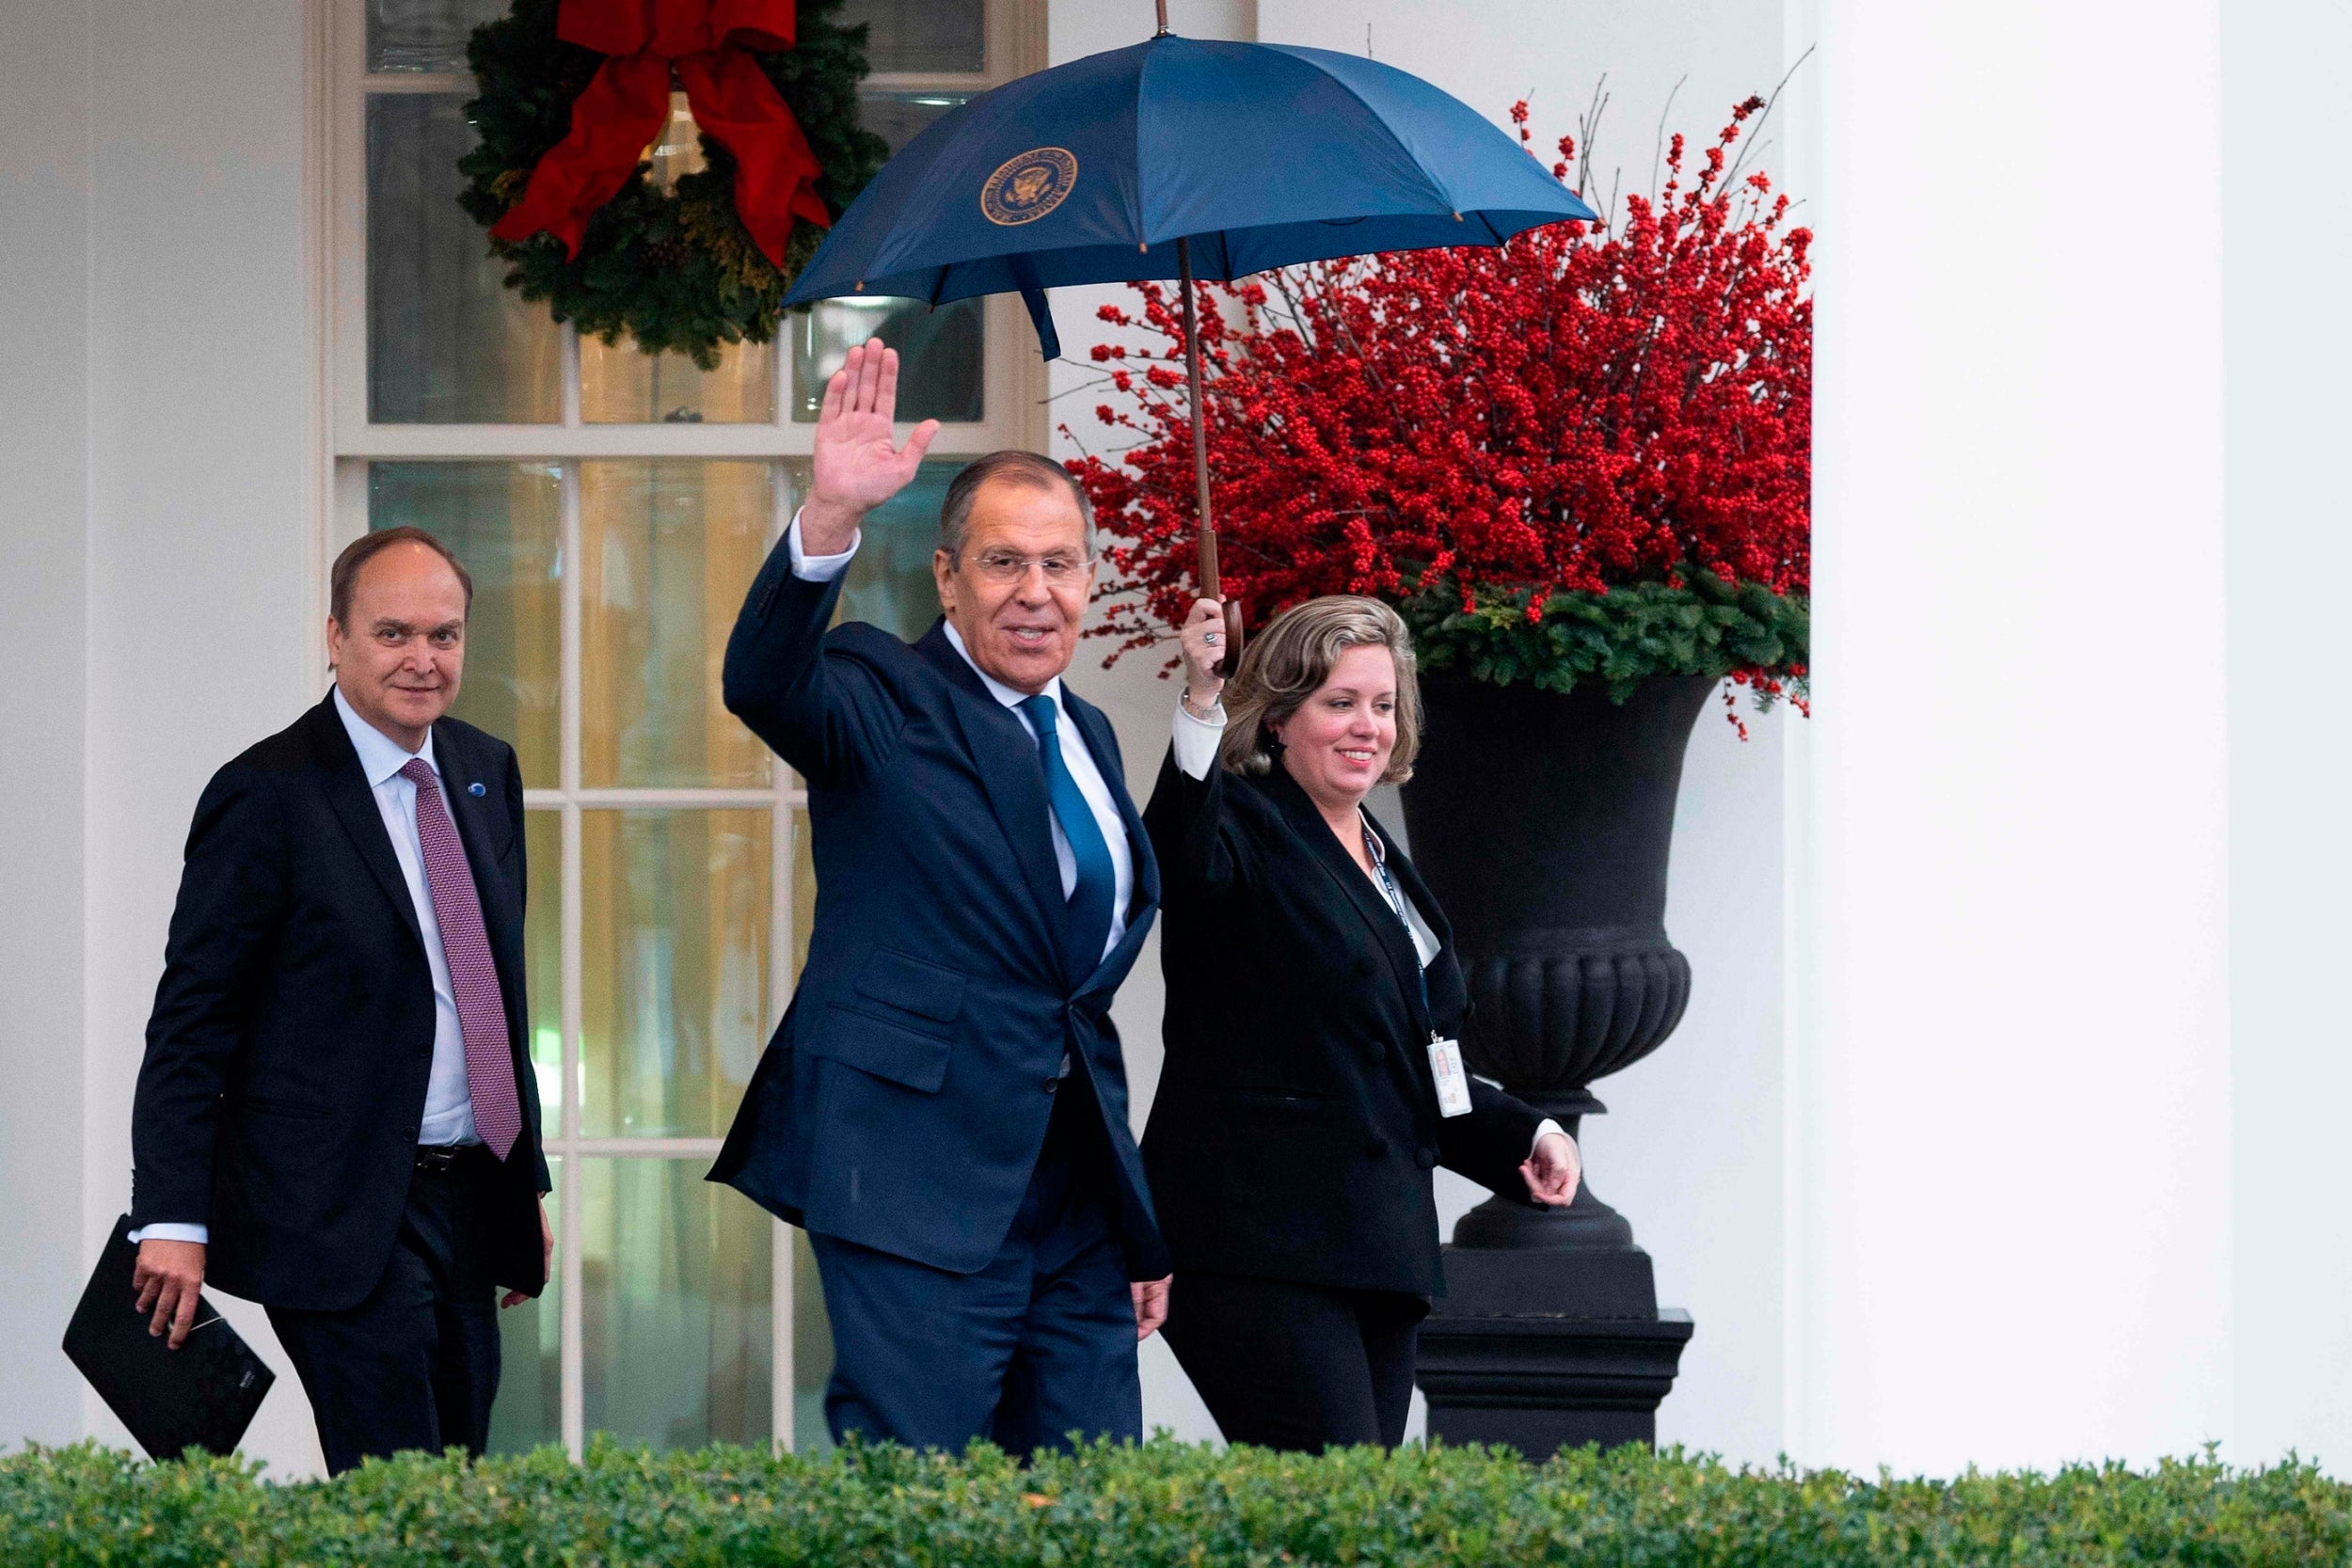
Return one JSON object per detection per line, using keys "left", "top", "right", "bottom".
{"left": 708, "top": 549, "right": 1169, "bottom": 1279}
{"left": 130, "top": 695, "right": 549, "bottom": 1311}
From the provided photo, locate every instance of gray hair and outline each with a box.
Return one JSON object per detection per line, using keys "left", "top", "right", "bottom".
{"left": 1217, "top": 595, "right": 1422, "bottom": 785}
{"left": 938, "top": 451, "right": 1096, "bottom": 561}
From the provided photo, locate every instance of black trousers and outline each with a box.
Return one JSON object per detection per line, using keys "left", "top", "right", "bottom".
{"left": 809, "top": 1072, "right": 1139, "bottom": 1457}
{"left": 266, "top": 1146, "right": 503, "bottom": 1476}
{"left": 1163, "top": 1271, "right": 1429, "bottom": 1451}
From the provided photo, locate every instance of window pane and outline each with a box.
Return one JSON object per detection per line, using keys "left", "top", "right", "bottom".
{"left": 526, "top": 809, "right": 562, "bottom": 1117}
{"left": 485, "top": 1156, "right": 560, "bottom": 1453}
{"left": 580, "top": 99, "right": 777, "bottom": 424}
{"left": 793, "top": 298, "right": 982, "bottom": 425}
{"left": 581, "top": 336, "right": 776, "bottom": 424}
{"left": 580, "top": 810, "right": 771, "bottom": 1139}
{"left": 786, "top": 456, "right": 957, "bottom": 641}
{"left": 581, "top": 1158, "right": 771, "bottom": 1449}
{"left": 837, "top": 0, "right": 984, "bottom": 73}
{"left": 581, "top": 460, "right": 774, "bottom": 789}
{"left": 368, "top": 461, "right": 562, "bottom": 787}
{"left": 367, "top": 0, "right": 505, "bottom": 73}
{"left": 790, "top": 1226, "right": 833, "bottom": 1454}
{"left": 368, "top": 95, "right": 561, "bottom": 424}
{"left": 857, "top": 90, "right": 972, "bottom": 156}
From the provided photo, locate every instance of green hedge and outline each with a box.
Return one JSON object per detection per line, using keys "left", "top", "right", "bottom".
{"left": 4, "top": 1438, "right": 2345, "bottom": 1566}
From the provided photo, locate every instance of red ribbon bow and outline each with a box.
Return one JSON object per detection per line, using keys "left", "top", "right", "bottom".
{"left": 490, "top": 0, "right": 830, "bottom": 270}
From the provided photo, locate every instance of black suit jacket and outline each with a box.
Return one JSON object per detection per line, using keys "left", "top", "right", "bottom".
{"left": 709, "top": 555, "right": 1168, "bottom": 1278}
{"left": 130, "top": 694, "right": 550, "bottom": 1312}
{"left": 1139, "top": 752, "right": 1543, "bottom": 1297}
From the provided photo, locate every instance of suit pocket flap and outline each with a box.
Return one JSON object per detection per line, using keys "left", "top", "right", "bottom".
{"left": 853, "top": 947, "right": 967, "bottom": 1023}
{"left": 811, "top": 1006, "right": 954, "bottom": 1093}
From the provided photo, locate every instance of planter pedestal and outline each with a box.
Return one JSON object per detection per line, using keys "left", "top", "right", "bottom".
{"left": 1400, "top": 676, "right": 1715, "bottom": 1455}
{"left": 1416, "top": 1092, "right": 1693, "bottom": 1454}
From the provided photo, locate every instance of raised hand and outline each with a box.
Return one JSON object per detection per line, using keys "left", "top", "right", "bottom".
{"left": 803, "top": 339, "right": 941, "bottom": 552}
{"left": 1178, "top": 598, "right": 1227, "bottom": 710}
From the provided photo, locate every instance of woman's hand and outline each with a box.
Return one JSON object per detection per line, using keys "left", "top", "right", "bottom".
{"left": 1178, "top": 598, "right": 1227, "bottom": 711}
{"left": 1520, "top": 1131, "right": 1581, "bottom": 1207}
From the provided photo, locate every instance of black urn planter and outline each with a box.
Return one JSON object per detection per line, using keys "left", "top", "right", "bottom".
{"left": 1399, "top": 673, "right": 1713, "bottom": 1455}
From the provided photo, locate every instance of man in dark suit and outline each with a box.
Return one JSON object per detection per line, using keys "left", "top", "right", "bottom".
{"left": 129, "top": 527, "right": 550, "bottom": 1475}
{"left": 710, "top": 340, "right": 1170, "bottom": 1455}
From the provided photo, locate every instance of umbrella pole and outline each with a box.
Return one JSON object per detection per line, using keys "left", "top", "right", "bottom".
{"left": 1176, "top": 235, "right": 1243, "bottom": 677}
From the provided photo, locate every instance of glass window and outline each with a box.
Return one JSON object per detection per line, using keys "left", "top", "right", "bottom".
{"left": 580, "top": 460, "right": 774, "bottom": 789}
{"left": 343, "top": 0, "right": 1024, "bottom": 1461}
{"left": 579, "top": 100, "right": 778, "bottom": 425}
{"left": 366, "top": 0, "right": 506, "bottom": 73}
{"left": 793, "top": 298, "right": 983, "bottom": 425}
{"left": 580, "top": 1158, "right": 773, "bottom": 1448}
{"left": 857, "top": 90, "right": 973, "bottom": 156}
{"left": 368, "top": 461, "right": 563, "bottom": 787}
{"left": 786, "top": 456, "right": 959, "bottom": 639}
{"left": 525, "top": 810, "right": 563, "bottom": 1116}
{"left": 790, "top": 1227, "right": 834, "bottom": 1453}
{"left": 367, "top": 96, "right": 562, "bottom": 424}
{"left": 580, "top": 809, "right": 771, "bottom": 1140}
{"left": 485, "top": 1156, "right": 561, "bottom": 1453}
{"left": 837, "top": 0, "right": 985, "bottom": 73}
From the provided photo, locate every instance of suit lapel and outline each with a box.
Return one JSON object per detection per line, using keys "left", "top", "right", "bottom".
{"left": 309, "top": 695, "right": 425, "bottom": 954}
{"left": 914, "top": 624, "right": 1069, "bottom": 955}
{"left": 1262, "top": 766, "right": 1430, "bottom": 1034}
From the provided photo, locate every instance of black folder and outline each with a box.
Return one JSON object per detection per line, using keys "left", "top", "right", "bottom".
{"left": 62, "top": 1216, "right": 274, "bottom": 1459}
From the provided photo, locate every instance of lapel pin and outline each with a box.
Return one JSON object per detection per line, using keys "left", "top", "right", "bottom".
{"left": 469, "top": 782, "right": 486, "bottom": 797}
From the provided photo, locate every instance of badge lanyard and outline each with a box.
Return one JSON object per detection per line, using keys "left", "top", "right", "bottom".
{"left": 1363, "top": 818, "right": 1473, "bottom": 1118}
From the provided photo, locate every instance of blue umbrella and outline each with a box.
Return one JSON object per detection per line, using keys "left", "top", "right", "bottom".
{"left": 784, "top": 3, "right": 1597, "bottom": 664}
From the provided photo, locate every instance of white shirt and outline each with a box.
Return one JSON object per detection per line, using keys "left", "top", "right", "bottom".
{"left": 1171, "top": 697, "right": 1569, "bottom": 1160}
{"left": 787, "top": 511, "right": 1136, "bottom": 961}
{"left": 131, "top": 689, "right": 485, "bottom": 1247}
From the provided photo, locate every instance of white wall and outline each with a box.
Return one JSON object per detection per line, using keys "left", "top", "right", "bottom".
{"left": 0, "top": 0, "right": 96, "bottom": 1451}
{"left": 2222, "top": 0, "right": 2352, "bottom": 1469}
{"left": 1798, "top": 0, "right": 2232, "bottom": 1472}
{"left": 0, "top": 0, "right": 329, "bottom": 1477}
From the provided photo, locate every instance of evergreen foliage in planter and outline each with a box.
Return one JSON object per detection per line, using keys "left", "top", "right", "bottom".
{"left": 4, "top": 1439, "right": 2346, "bottom": 1566}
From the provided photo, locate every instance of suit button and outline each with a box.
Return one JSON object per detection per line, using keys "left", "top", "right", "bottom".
{"left": 1364, "top": 1135, "right": 1389, "bottom": 1159}
{"left": 1042, "top": 1077, "right": 1060, "bottom": 1095}
{"left": 1414, "top": 1148, "right": 1437, "bottom": 1170}
{"left": 1362, "top": 1039, "right": 1385, "bottom": 1064}
{"left": 1352, "top": 957, "right": 1375, "bottom": 977}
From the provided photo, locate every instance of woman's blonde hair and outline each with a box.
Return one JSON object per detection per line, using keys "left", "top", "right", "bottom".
{"left": 1216, "top": 595, "right": 1421, "bottom": 784}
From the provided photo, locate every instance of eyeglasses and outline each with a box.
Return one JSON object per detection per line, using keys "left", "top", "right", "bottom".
{"left": 966, "top": 548, "right": 1096, "bottom": 585}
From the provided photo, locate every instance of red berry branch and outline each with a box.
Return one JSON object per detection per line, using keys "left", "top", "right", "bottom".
{"left": 1065, "top": 94, "right": 1811, "bottom": 716}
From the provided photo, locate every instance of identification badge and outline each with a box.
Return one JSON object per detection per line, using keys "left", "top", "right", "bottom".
{"left": 1428, "top": 1036, "right": 1472, "bottom": 1117}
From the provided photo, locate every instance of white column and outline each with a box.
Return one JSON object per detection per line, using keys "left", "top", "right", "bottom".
{"left": 0, "top": 0, "right": 94, "bottom": 1452}
{"left": 2222, "top": 0, "right": 2352, "bottom": 1465}
{"left": 1795, "top": 0, "right": 2229, "bottom": 1470}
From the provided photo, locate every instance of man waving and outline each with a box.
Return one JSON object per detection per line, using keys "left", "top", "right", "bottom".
{"left": 710, "top": 341, "right": 1169, "bottom": 1453}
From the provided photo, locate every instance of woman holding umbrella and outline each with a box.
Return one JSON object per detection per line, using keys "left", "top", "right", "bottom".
{"left": 1140, "top": 594, "right": 1582, "bottom": 1451}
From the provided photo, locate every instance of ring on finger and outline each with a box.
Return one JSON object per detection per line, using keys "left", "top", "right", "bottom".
{"left": 1203, "top": 633, "right": 1221, "bottom": 645}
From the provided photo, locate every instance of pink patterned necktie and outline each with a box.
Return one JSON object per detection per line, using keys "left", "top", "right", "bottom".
{"left": 399, "top": 759, "right": 523, "bottom": 1160}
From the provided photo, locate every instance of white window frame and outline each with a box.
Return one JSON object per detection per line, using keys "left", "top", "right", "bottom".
{"left": 315, "top": 0, "right": 1048, "bottom": 1459}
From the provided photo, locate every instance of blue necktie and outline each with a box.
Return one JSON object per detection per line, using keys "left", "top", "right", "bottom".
{"left": 1018, "top": 693, "right": 1117, "bottom": 979}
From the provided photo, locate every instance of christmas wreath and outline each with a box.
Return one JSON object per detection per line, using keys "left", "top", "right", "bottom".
{"left": 458, "top": 0, "right": 889, "bottom": 368}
